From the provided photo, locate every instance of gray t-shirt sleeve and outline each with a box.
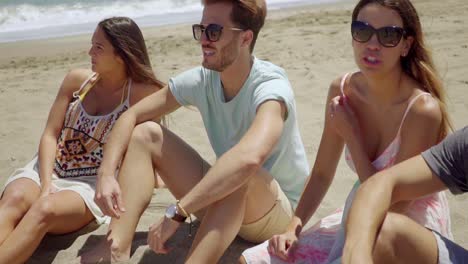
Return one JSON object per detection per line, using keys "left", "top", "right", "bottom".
{"left": 252, "top": 78, "right": 295, "bottom": 120}
{"left": 168, "top": 67, "right": 205, "bottom": 107}
{"left": 421, "top": 126, "right": 468, "bottom": 195}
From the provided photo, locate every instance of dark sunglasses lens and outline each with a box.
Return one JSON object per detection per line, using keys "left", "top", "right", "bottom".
{"left": 377, "top": 27, "right": 403, "bottom": 47}
{"left": 206, "top": 24, "right": 222, "bottom": 42}
{"left": 192, "top": 25, "right": 202, "bottom": 40}
{"left": 351, "top": 21, "right": 373, "bottom": 42}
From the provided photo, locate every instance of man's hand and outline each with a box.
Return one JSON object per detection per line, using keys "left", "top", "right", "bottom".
{"left": 147, "top": 216, "right": 182, "bottom": 254}
{"left": 94, "top": 175, "right": 125, "bottom": 218}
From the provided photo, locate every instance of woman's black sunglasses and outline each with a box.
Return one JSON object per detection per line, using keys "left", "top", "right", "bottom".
{"left": 192, "top": 23, "right": 243, "bottom": 42}
{"left": 351, "top": 20, "right": 406, "bottom": 48}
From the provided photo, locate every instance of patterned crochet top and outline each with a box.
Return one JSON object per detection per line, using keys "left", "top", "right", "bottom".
{"left": 54, "top": 73, "right": 131, "bottom": 178}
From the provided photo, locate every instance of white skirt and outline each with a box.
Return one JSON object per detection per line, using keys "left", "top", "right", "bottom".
{"left": 1, "top": 156, "right": 110, "bottom": 224}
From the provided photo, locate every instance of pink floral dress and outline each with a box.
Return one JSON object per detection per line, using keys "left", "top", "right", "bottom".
{"left": 241, "top": 73, "right": 453, "bottom": 264}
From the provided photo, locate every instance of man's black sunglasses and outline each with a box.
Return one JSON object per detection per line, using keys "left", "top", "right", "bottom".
{"left": 351, "top": 20, "right": 406, "bottom": 48}
{"left": 192, "top": 23, "right": 244, "bottom": 42}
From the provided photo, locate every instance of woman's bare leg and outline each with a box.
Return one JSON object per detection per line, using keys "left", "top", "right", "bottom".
{"left": 0, "top": 190, "right": 94, "bottom": 264}
{"left": 373, "top": 212, "right": 438, "bottom": 264}
{"left": 0, "top": 178, "right": 41, "bottom": 245}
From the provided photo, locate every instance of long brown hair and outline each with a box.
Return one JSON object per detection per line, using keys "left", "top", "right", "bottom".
{"left": 98, "top": 17, "right": 165, "bottom": 88}
{"left": 352, "top": 0, "right": 452, "bottom": 139}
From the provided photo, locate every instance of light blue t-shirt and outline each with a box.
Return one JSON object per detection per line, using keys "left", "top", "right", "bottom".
{"left": 168, "top": 58, "right": 309, "bottom": 208}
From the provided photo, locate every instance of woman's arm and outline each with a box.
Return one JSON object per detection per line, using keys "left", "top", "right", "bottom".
{"left": 327, "top": 75, "right": 377, "bottom": 182}
{"left": 38, "top": 69, "right": 90, "bottom": 196}
{"left": 331, "top": 96, "right": 377, "bottom": 182}
{"left": 268, "top": 78, "right": 346, "bottom": 260}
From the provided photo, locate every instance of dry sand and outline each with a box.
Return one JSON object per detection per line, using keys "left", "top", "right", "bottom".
{"left": 0, "top": 0, "right": 467, "bottom": 263}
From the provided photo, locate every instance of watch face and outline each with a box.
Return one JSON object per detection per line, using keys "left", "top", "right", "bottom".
{"left": 165, "top": 204, "right": 176, "bottom": 218}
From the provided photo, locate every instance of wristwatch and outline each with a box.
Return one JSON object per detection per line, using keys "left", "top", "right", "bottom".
{"left": 165, "top": 204, "right": 187, "bottom": 223}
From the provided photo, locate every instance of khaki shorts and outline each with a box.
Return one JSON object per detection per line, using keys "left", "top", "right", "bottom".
{"left": 238, "top": 181, "right": 294, "bottom": 243}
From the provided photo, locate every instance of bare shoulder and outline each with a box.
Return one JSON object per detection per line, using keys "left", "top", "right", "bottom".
{"left": 130, "top": 81, "right": 165, "bottom": 106}
{"left": 407, "top": 92, "right": 442, "bottom": 124}
{"left": 395, "top": 91, "right": 444, "bottom": 158}
{"left": 402, "top": 92, "right": 442, "bottom": 137}
{"left": 60, "top": 68, "right": 93, "bottom": 95}
{"left": 328, "top": 72, "right": 360, "bottom": 98}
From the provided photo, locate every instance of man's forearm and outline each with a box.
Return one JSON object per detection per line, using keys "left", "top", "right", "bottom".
{"left": 177, "top": 99, "right": 286, "bottom": 216}
{"left": 178, "top": 146, "right": 261, "bottom": 215}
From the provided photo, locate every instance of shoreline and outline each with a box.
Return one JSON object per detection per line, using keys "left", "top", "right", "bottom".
{"left": 0, "top": 0, "right": 352, "bottom": 44}
{"left": 0, "top": 0, "right": 356, "bottom": 62}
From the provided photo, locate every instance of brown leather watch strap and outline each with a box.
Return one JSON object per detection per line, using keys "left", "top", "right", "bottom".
{"left": 172, "top": 212, "right": 187, "bottom": 223}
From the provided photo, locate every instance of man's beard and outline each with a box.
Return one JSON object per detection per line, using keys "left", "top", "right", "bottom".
{"left": 202, "top": 40, "right": 238, "bottom": 72}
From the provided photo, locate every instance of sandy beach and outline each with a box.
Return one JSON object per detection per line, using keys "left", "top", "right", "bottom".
{"left": 0, "top": 0, "right": 467, "bottom": 262}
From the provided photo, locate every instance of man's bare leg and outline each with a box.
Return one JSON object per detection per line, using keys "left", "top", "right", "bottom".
{"left": 186, "top": 168, "right": 279, "bottom": 263}
{"left": 81, "top": 122, "right": 211, "bottom": 262}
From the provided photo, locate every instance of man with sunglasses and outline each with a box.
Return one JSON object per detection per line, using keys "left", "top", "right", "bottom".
{"left": 343, "top": 126, "right": 468, "bottom": 264}
{"left": 91, "top": 0, "right": 309, "bottom": 262}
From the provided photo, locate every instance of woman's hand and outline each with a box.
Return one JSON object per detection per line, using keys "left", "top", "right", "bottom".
{"left": 40, "top": 183, "right": 58, "bottom": 198}
{"left": 267, "top": 230, "right": 299, "bottom": 261}
{"left": 328, "top": 95, "right": 360, "bottom": 142}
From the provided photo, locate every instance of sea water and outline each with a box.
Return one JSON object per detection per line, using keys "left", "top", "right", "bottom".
{"left": 0, "top": 0, "right": 344, "bottom": 43}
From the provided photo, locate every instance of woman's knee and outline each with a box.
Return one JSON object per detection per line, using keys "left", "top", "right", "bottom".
{"left": 373, "top": 212, "right": 407, "bottom": 261}
{"left": 1, "top": 189, "right": 35, "bottom": 214}
{"left": 28, "top": 198, "right": 58, "bottom": 225}
{"left": 131, "top": 121, "right": 164, "bottom": 146}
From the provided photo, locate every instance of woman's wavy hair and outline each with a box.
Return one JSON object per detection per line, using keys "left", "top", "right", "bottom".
{"left": 98, "top": 17, "right": 166, "bottom": 124}
{"left": 353, "top": 0, "right": 452, "bottom": 139}
{"left": 98, "top": 17, "right": 164, "bottom": 87}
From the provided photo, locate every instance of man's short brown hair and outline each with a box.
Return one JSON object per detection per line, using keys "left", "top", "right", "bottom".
{"left": 203, "top": 0, "right": 267, "bottom": 53}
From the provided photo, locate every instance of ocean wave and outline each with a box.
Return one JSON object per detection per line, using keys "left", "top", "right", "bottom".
{"left": 0, "top": 0, "right": 342, "bottom": 42}
{"left": 0, "top": 0, "right": 201, "bottom": 33}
